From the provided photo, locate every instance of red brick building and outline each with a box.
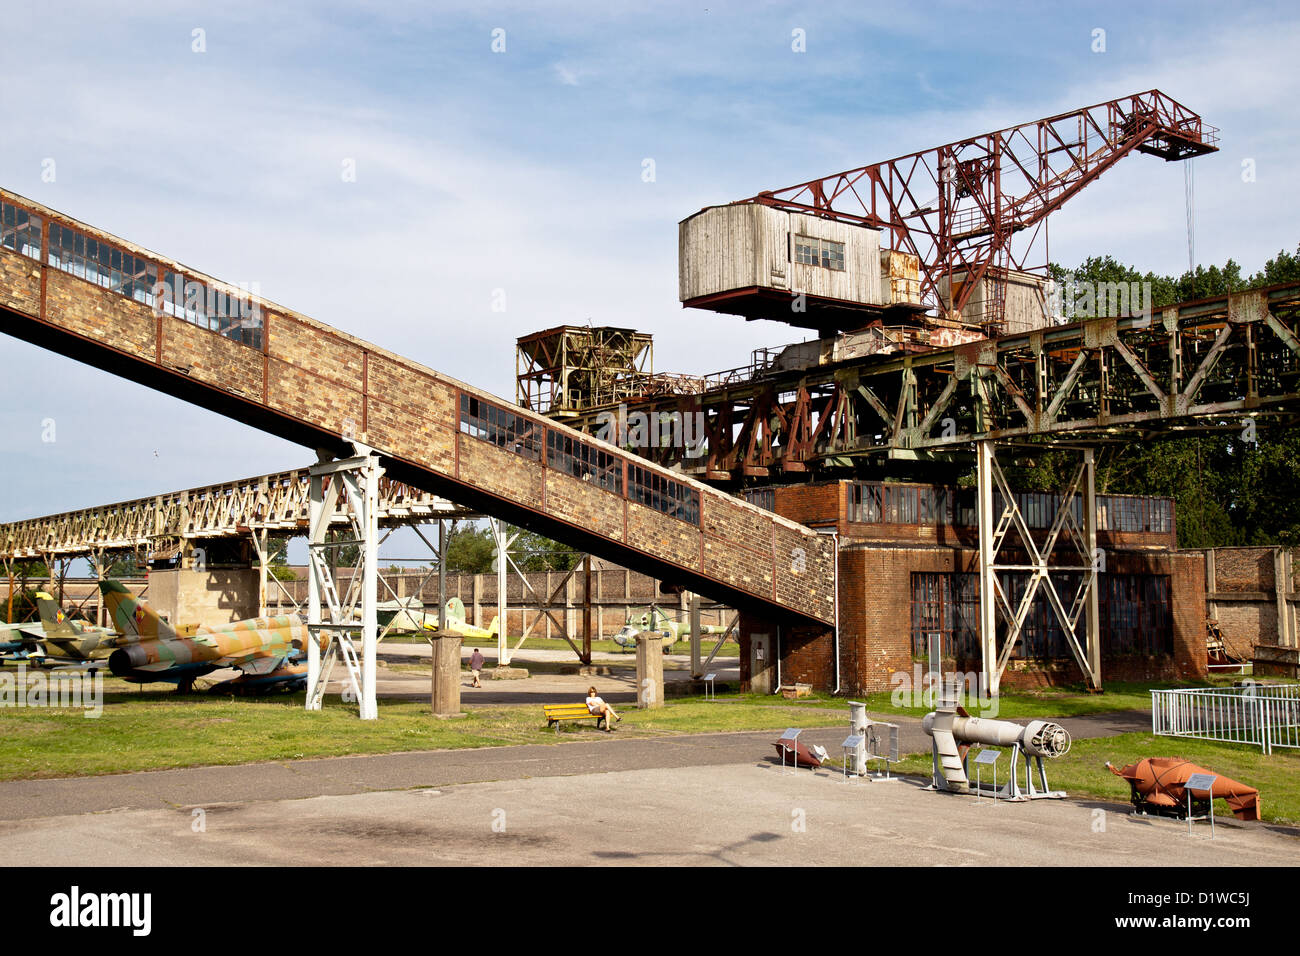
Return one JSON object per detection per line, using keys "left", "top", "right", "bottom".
{"left": 737, "top": 480, "right": 1207, "bottom": 695}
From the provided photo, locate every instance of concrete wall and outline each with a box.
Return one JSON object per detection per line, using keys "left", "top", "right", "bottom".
{"left": 148, "top": 568, "right": 259, "bottom": 627}
{"left": 1199, "top": 546, "right": 1298, "bottom": 659}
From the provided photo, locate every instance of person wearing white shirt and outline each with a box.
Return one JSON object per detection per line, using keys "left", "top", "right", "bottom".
{"left": 585, "top": 686, "right": 622, "bottom": 731}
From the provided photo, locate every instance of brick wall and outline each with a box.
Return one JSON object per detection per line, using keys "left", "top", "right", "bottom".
{"left": 0, "top": 248, "right": 40, "bottom": 316}
{"left": 1211, "top": 547, "right": 1276, "bottom": 591}
{"left": 161, "top": 318, "right": 263, "bottom": 400}
{"left": 773, "top": 483, "right": 840, "bottom": 528}
{"left": 1199, "top": 546, "right": 1298, "bottom": 659}
{"left": 769, "top": 478, "right": 1175, "bottom": 551}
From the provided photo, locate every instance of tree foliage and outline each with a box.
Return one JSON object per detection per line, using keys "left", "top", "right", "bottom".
{"left": 443, "top": 521, "right": 580, "bottom": 574}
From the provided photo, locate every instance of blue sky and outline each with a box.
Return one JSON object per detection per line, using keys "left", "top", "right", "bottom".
{"left": 1, "top": 0, "right": 1297, "bottom": 534}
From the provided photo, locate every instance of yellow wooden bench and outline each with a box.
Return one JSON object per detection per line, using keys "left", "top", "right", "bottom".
{"left": 544, "top": 702, "right": 606, "bottom": 732}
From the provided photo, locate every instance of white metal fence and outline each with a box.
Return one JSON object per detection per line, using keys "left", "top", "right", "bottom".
{"left": 1151, "top": 684, "right": 1300, "bottom": 754}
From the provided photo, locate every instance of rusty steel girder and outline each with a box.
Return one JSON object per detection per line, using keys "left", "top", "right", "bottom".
{"left": 565, "top": 283, "right": 1300, "bottom": 480}
{"left": 736, "top": 90, "right": 1218, "bottom": 331}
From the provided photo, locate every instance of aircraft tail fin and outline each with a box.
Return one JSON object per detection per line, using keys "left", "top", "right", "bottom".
{"left": 487, "top": 616, "right": 500, "bottom": 638}
{"left": 100, "top": 580, "right": 174, "bottom": 640}
{"left": 34, "top": 592, "right": 76, "bottom": 638}
{"left": 443, "top": 597, "right": 467, "bottom": 625}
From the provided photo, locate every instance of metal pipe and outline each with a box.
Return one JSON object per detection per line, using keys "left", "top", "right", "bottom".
{"left": 831, "top": 530, "right": 841, "bottom": 696}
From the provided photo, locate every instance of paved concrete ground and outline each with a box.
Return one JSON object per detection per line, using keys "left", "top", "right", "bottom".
{"left": 1, "top": 715, "right": 1295, "bottom": 866}
{"left": 2, "top": 759, "right": 1295, "bottom": 867}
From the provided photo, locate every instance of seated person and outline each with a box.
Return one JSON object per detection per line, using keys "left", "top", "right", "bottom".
{"left": 585, "top": 686, "right": 622, "bottom": 731}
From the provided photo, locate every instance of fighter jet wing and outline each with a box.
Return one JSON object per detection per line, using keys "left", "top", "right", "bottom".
{"left": 40, "top": 634, "right": 89, "bottom": 647}
{"left": 0, "top": 622, "right": 46, "bottom": 642}
{"left": 219, "top": 653, "right": 290, "bottom": 677}
{"left": 134, "top": 661, "right": 181, "bottom": 673}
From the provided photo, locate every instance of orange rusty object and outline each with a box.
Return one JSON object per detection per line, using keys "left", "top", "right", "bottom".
{"left": 1108, "top": 757, "right": 1260, "bottom": 821}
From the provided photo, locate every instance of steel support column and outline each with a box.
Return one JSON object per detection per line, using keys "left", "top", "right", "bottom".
{"left": 305, "top": 450, "right": 383, "bottom": 719}
{"left": 976, "top": 440, "right": 1102, "bottom": 695}
{"left": 490, "top": 518, "right": 518, "bottom": 666}
{"left": 976, "top": 442, "right": 998, "bottom": 694}
{"left": 1084, "top": 448, "right": 1101, "bottom": 681}
{"left": 689, "top": 592, "right": 702, "bottom": 679}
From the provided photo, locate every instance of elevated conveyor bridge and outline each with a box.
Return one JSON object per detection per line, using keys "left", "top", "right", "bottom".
{"left": 0, "top": 187, "right": 836, "bottom": 632}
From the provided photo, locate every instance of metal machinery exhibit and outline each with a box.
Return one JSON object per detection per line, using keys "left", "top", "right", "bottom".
{"left": 924, "top": 706, "right": 1073, "bottom": 800}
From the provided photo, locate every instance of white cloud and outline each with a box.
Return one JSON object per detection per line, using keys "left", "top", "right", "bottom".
{"left": 553, "top": 62, "right": 583, "bottom": 86}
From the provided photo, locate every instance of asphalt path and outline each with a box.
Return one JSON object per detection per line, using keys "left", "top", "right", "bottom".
{"left": 0, "top": 708, "right": 1152, "bottom": 823}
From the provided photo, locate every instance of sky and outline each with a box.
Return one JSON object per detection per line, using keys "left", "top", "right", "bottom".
{"left": 1, "top": 0, "right": 1298, "bottom": 542}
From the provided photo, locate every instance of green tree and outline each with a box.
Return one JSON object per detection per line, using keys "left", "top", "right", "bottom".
{"left": 445, "top": 523, "right": 495, "bottom": 574}
{"left": 442, "top": 521, "right": 580, "bottom": 574}
{"left": 267, "top": 538, "right": 297, "bottom": 582}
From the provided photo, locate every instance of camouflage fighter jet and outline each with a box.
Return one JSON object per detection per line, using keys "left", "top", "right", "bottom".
{"left": 0, "top": 592, "right": 125, "bottom": 668}
{"left": 101, "top": 580, "right": 313, "bottom": 693}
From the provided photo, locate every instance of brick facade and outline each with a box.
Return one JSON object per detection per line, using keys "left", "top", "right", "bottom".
{"left": 762, "top": 480, "right": 1205, "bottom": 695}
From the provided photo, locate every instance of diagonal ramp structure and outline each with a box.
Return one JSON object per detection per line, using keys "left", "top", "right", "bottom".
{"left": 0, "top": 188, "right": 837, "bottom": 635}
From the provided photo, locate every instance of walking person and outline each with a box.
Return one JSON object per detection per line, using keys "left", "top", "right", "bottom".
{"left": 469, "top": 647, "right": 484, "bottom": 688}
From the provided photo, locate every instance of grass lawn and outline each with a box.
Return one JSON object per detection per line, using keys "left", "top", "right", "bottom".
{"left": 0, "top": 680, "right": 843, "bottom": 781}
{"left": 884, "top": 732, "right": 1300, "bottom": 826}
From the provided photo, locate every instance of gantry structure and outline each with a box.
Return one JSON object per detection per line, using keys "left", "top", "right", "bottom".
{"left": 715, "top": 90, "right": 1218, "bottom": 333}
{"left": 561, "top": 282, "right": 1300, "bottom": 480}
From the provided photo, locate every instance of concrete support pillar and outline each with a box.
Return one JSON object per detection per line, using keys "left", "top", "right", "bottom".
{"left": 1275, "top": 549, "right": 1295, "bottom": 648}
{"left": 1206, "top": 549, "right": 1218, "bottom": 627}
{"left": 90, "top": 548, "right": 107, "bottom": 627}
{"left": 4, "top": 557, "right": 13, "bottom": 624}
{"left": 491, "top": 519, "right": 513, "bottom": 665}
{"left": 582, "top": 555, "right": 592, "bottom": 665}
{"left": 472, "top": 574, "right": 481, "bottom": 633}
{"left": 635, "top": 633, "right": 664, "bottom": 709}
{"left": 430, "top": 632, "right": 462, "bottom": 717}
{"left": 749, "top": 630, "right": 773, "bottom": 695}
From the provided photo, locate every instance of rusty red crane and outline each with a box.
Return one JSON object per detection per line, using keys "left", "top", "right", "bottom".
{"left": 721, "top": 90, "right": 1218, "bottom": 334}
